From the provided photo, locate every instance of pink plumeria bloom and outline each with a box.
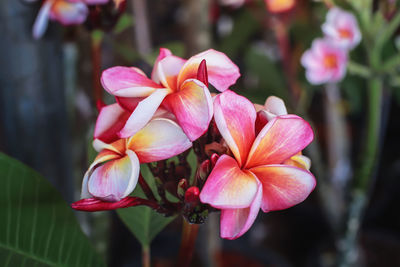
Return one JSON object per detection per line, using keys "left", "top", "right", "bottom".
{"left": 265, "top": 0, "right": 295, "bottom": 13}
{"left": 80, "top": 116, "right": 191, "bottom": 204}
{"left": 99, "top": 48, "right": 240, "bottom": 142}
{"left": 301, "top": 38, "right": 348, "bottom": 85}
{"left": 200, "top": 90, "right": 315, "bottom": 239}
{"left": 32, "top": 0, "right": 109, "bottom": 39}
{"left": 322, "top": 7, "right": 361, "bottom": 50}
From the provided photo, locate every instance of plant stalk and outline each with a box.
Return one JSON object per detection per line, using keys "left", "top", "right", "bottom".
{"left": 91, "top": 30, "right": 104, "bottom": 106}
{"left": 177, "top": 219, "right": 200, "bottom": 267}
{"left": 338, "top": 77, "right": 383, "bottom": 267}
{"left": 132, "top": 0, "right": 152, "bottom": 56}
{"left": 142, "top": 244, "right": 150, "bottom": 267}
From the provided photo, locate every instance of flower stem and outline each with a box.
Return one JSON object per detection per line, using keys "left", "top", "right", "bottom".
{"left": 138, "top": 173, "right": 157, "bottom": 202}
{"left": 142, "top": 244, "right": 151, "bottom": 267}
{"left": 177, "top": 219, "right": 199, "bottom": 267}
{"left": 338, "top": 77, "right": 383, "bottom": 266}
{"left": 355, "top": 77, "right": 383, "bottom": 191}
{"left": 271, "top": 17, "right": 301, "bottom": 105}
{"left": 132, "top": 0, "right": 152, "bottom": 56}
{"left": 91, "top": 30, "right": 104, "bottom": 106}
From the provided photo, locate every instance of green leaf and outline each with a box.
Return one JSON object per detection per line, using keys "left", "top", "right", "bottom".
{"left": 242, "top": 46, "right": 289, "bottom": 104}
{"left": 113, "top": 14, "right": 134, "bottom": 35}
{"left": 0, "top": 153, "right": 105, "bottom": 267}
{"left": 218, "top": 9, "right": 260, "bottom": 58}
{"left": 117, "top": 165, "right": 176, "bottom": 246}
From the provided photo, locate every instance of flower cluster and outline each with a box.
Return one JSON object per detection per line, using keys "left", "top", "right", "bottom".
{"left": 72, "top": 48, "right": 316, "bottom": 239}
{"left": 301, "top": 7, "right": 361, "bottom": 85}
{"left": 32, "top": 0, "right": 110, "bottom": 39}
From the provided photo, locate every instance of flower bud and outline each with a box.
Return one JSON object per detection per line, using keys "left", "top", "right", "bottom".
{"left": 177, "top": 179, "right": 188, "bottom": 199}
{"left": 198, "top": 159, "right": 211, "bottom": 182}
{"left": 184, "top": 186, "right": 200, "bottom": 206}
{"left": 211, "top": 153, "right": 220, "bottom": 167}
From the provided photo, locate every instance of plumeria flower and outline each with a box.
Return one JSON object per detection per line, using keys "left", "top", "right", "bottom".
{"left": 32, "top": 0, "right": 109, "bottom": 39}
{"left": 301, "top": 38, "right": 348, "bottom": 85}
{"left": 200, "top": 90, "right": 315, "bottom": 239}
{"left": 79, "top": 116, "right": 191, "bottom": 207}
{"left": 265, "top": 0, "right": 295, "bottom": 13}
{"left": 99, "top": 48, "right": 240, "bottom": 142}
{"left": 322, "top": 7, "right": 361, "bottom": 50}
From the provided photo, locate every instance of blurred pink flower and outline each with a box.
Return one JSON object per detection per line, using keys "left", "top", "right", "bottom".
{"left": 99, "top": 48, "right": 240, "bottom": 142}
{"left": 80, "top": 116, "right": 191, "bottom": 204}
{"left": 200, "top": 90, "right": 315, "bottom": 239}
{"left": 322, "top": 7, "right": 361, "bottom": 50}
{"left": 32, "top": 0, "right": 109, "bottom": 39}
{"left": 265, "top": 0, "right": 295, "bottom": 13}
{"left": 301, "top": 38, "right": 348, "bottom": 85}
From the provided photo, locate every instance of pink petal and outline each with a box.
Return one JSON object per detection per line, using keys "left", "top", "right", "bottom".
{"left": 163, "top": 79, "right": 213, "bottom": 141}
{"left": 71, "top": 197, "right": 143, "bottom": 212}
{"left": 245, "top": 115, "right": 314, "bottom": 168}
{"left": 249, "top": 164, "right": 316, "bottom": 212}
{"left": 156, "top": 55, "right": 187, "bottom": 91}
{"left": 88, "top": 150, "right": 140, "bottom": 202}
{"left": 101, "top": 66, "right": 163, "bottom": 97}
{"left": 199, "top": 155, "right": 258, "bottom": 209}
{"left": 284, "top": 154, "right": 311, "bottom": 170}
{"left": 118, "top": 89, "right": 169, "bottom": 138}
{"left": 263, "top": 96, "right": 288, "bottom": 118}
{"left": 220, "top": 183, "right": 262, "bottom": 239}
{"left": 177, "top": 49, "right": 240, "bottom": 92}
{"left": 255, "top": 96, "right": 288, "bottom": 135}
{"left": 81, "top": 145, "right": 125, "bottom": 198}
{"left": 32, "top": 0, "right": 52, "bottom": 39}
{"left": 94, "top": 103, "right": 131, "bottom": 144}
{"left": 214, "top": 90, "right": 256, "bottom": 167}
{"left": 92, "top": 138, "right": 126, "bottom": 154}
{"left": 50, "top": 1, "right": 88, "bottom": 25}
{"left": 127, "top": 118, "right": 192, "bottom": 163}
{"left": 151, "top": 48, "right": 173, "bottom": 82}
{"left": 116, "top": 97, "right": 145, "bottom": 112}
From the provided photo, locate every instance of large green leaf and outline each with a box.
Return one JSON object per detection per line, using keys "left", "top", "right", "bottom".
{"left": 0, "top": 153, "right": 105, "bottom": 267}
{"left": 117, "top": 164, "right": 176, "bottom": 246}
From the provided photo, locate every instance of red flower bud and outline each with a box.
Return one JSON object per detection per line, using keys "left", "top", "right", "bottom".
{"left": 197, "top": 59, "right": 209, "bottom": 87}
{"left": 211, "top": 153, "right": 220, "bottom": 167}
{"left": 184, "top": 186, "right": 200, "bottom": 205}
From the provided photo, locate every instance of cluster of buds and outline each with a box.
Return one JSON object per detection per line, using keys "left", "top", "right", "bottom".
{"left": 301, "top": 7, "right": 362, "bottom": 85}
{"left": 72, "top": 48, "right": 316, "bottom": 239}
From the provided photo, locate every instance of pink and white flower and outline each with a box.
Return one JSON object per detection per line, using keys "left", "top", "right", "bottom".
{"left": 32, "top": 0, "right": 109, "bottom": 39}
{"left": 199, "top": 90, "right": 315, "bottom": 239}
{"left": 301, "top": 38, "right": 348, "bottom": 85}
{"left": 80, "top": 116, "right": 191, "bottom": 205}
{"left": 99, "top": 48, "right": 240, "bottom": 142}
{"left": 322, "top": 7, "right": 361, "bottom": 50}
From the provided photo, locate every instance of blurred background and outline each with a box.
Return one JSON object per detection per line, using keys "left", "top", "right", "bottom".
{"left": 1, "top": 0, "right": 400, "bottom": 266}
